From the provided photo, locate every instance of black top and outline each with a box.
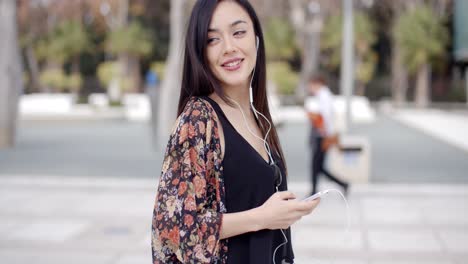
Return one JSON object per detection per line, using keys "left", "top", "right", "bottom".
{"left": 202, "top": 96, "right": 294, "bottom": 264}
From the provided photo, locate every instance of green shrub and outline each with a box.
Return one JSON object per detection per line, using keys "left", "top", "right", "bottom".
{"left": 393, "top": 4, "right": 449, "bottom": 75}
{"left": 267, "top": 62, "right": 299, "bottom": 95}
{"left": 40, "top": 68, "right": 68, "bottom": 91}
{"left": 106, "top": 21, "right": 153, "bottom": 57}
{"left": 67, "top": 73, "right": 83, "bottom": 90}
{"left": 264, "top": 18, "right": 298, "bottom": 62}
{"left": 150, "top": 61, "right": 166, "bottom": 81}
{"left": 322, "top": 12, "right": 377, "bottom": 87}
{"left": 96, "top": 61, "right": 132, "bottom": 92}
{"left": 39, "top": 69, "right": 84, "bottom": 92}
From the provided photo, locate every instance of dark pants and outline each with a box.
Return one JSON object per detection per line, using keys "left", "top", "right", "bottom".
{"left": 311, "top": 137, "right": 348, "bottom": 194}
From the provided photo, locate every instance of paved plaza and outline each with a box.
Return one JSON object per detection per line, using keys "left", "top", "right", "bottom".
{"left": 1, "top": 107, "right": 468, "bottom": 264}
{"left": 0, "top": 176, "right": 467, "bottom": 264}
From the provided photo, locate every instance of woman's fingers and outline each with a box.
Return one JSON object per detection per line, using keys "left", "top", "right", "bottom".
{"left": 266, "top": 196, "right": 321, "bottom": 229}
{"left": 277, "top": 191, "right": 296, "bottom": 200}
{"left": 292, "top": 198, "right": 320, "bottom": 214}
{"left": 262, "top": 191, "right": 322, "bottom": 229}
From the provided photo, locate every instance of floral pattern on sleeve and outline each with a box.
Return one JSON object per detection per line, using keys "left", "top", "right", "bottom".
{"left": 152, "top": 97, "right": 228, "bottom": 264}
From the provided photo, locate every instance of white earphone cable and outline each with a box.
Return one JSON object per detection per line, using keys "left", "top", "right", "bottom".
{"left": 228, "top": 99, "right": 274, "bottom": 164}
{"left": 251, "top": 103, "right": 274, "bottom": 162}
{"left": 273, "top": 228, "right": 288, "bottom": 264}
{"left": 228, "top": 43, "right": 274, "bottom": 165}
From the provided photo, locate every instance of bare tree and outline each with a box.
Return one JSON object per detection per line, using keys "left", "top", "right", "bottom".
{"left": 388, "top": 0, "right": 450, "bottom": 107}
{"left": 17, "top": 0, "right": 48, "bottom": 93}
{"left": 156, "top": 0, "right": 187, "bottom": 146}
{"left": 290, "top": 0, "right": 340, "bottom": 101}
{"left": 393, "top": 1, "right": 449, "bottom": 108}
{"left": 249, "top": 0, "right": 289, "bottom": 22}
{"left": 0, "top": 0, "right": 23, "bottom": 149}
{"left": 290, "top": 0, "right": 319, "bottom": 101}
{"left": 391, "top": 42, "right": 408, "bottom": 106}
{"left": 389, "top": 1, "right": 409, "bottom": 107}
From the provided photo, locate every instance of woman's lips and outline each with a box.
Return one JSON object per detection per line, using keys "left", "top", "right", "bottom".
{"left": 221, "top": 59, "right": 244, "bottom": 71}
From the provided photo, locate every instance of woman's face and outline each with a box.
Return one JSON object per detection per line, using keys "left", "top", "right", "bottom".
{"left": 206, "top": 1, "right": 257, "bottom": 89}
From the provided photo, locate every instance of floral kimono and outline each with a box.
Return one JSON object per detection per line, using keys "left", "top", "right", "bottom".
{"left": 152, "top": 97, "right": 228, "bottom": 263}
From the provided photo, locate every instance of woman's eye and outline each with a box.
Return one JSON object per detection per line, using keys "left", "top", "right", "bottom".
{"left": 234, "top": 30, "right": 246, "bottom": 36}
{"left": 207, "top": 38, "right": 218, "bottom": 44}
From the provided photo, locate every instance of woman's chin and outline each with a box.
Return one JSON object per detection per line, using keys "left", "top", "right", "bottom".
{"left": 220, "top": 78, "right": 249, "bottom": 89}
{"left": 217, "top": 72, "right": 250, "bottom": 88}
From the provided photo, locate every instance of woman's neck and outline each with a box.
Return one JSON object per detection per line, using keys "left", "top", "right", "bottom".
{"left": 216, "top": 82, "right": 252, "bottom": 115}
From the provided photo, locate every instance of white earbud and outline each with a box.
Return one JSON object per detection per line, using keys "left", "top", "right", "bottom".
{"left": 256, "top": 35, "right": 259, "bottom": 51}
{"left": 250, "top": 36, "right": 259, "bottom": 105}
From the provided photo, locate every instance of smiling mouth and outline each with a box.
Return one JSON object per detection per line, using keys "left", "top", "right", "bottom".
{"left": 221, "top": 59, "right": 244, "bottom": 71}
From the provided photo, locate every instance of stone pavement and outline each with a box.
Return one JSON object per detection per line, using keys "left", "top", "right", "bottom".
{"left": 0, "top": 176, "right": 467, "bottom": 264}
{"left": 390, "top": 109, "right": 468, "bottom": 153}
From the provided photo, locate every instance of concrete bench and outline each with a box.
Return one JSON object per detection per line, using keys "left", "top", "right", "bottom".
{"left": 122, "top": 94, "right": 151, "bottom": 122}
{"left": 19, "top": 94, "right": 75, "bottom": 116}
{"left": 88, "top": 93, "right": 109, "bottom": 109}
{"left": 328, "top": 135, "right": 371, "bottom": 183}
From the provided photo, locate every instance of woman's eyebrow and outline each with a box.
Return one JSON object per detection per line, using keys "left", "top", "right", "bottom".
{"left": 231, "top": 20, "right": 247, "bottom": 27}
{"left": 208, "top": 20, "right": 248, "bottom": 32}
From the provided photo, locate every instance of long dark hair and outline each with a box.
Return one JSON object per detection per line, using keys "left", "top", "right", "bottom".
{"left": 178, "top": 0, "right": 287, "bottom": 174}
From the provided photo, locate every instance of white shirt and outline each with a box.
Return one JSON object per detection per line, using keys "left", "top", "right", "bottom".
{"left": 304, "top": 86, "right": 335, "bottom": 137}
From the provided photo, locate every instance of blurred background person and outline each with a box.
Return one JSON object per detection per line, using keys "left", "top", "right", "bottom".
{"left": 305, "top": 75, "right": 349, "bottom": 196}
{"left": 145, "top": 68, "right": 160, "bottom": 149}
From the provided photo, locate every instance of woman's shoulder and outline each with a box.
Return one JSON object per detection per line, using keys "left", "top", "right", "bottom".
{"left": 170, "top": 96, "right": 220, "bottom": 141}
{"left": 180, "top": 96, "right": 217, "bottom": 120}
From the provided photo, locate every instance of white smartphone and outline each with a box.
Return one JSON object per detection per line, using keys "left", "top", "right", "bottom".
{"left": 302, "top": 190, "right": 329, "bottom": 202}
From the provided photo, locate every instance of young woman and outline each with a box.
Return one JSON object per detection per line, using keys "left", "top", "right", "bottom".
{"left": 152, "top": 1, "right": 320, "bottom": 263}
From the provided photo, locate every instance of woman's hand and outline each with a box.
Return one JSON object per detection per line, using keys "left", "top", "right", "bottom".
{"left": 256, "top": 191, "right": 320, "bottom": 230}
{"left": 219, "top": 191, "right": 319, "bottom": 239}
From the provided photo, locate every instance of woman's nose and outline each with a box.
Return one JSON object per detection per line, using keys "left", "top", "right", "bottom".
{"left": 223, "top": 37, "right": 236, "bottom": 54}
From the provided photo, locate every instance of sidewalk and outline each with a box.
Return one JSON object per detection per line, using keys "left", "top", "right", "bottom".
{"left": 0, "top": 176, "right": 467, "bottom": 264}
{"left": 391, "top": 109, "right": 468, "bottom": 153}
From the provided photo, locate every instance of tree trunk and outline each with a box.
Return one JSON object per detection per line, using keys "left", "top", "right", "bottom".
{"left": 465, "top": 67, "right": 468, "bottom": 107}
{"left": 415, "top": 63, "right": 430, "bottom": 108}
{"left": 71, "top": 56, "right": 81, "bottom": 94}
{"left": 44, "top": 61, "right": 62, "bottom": 93}
{"left": 390, "top": 1, "right": 411, "bottom": 108}
{"left": 355, "top": 81, "right": 366, "bottom": 96}
{"left": 128, "top": 55, "right": 141, "bottom": 93}
{"left": 290, "top": 0, "right": 322, "bottom": 102}
{"left": 118, "top": 0, "right": 129, "bottom": 27}
{"left": 156, "top": 0, "right": 187, "bottom": 147}
{"left": 25, "top": 44, "right": 43, "bottom": 93}
{"left": 354, "top": 55, "right": 365, "bottom": 96}
{"left": 391, "top": 42, "right": 408, "bottom": 107}
{"left": 118, "top": 0, "right": 129, "bottom": 94}
{"left": 297, "top": 29, "right": 320, "bottom": 101}
{"left": 107, "top": 0, "right": 129, "bottom": 102}
{"left": 0, "top": 0, "right": 23, "bottom": 149}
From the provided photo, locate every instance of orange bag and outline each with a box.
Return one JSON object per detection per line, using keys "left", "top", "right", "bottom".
{"left": 307, "top": 112, "right": 324, "bottom": 131}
